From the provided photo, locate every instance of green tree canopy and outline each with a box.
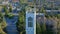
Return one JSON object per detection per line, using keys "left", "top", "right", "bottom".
{"left": 40, "top": 7, "right": 46, "bottom": 13}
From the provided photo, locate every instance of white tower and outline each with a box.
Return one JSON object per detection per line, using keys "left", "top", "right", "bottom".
{"left": 26, "top": 7, "right": 36, "bottom": 34}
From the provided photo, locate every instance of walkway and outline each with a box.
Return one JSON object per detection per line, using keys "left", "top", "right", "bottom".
{"left": 5, "top": 16, "right": 19, "bottom": 34}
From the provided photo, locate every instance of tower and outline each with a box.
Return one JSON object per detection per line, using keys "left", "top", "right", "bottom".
{"left": 26, "top": 7, "right": 36, "bottom": 34}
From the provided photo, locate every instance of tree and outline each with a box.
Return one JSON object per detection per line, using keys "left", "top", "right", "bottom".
{"left": 0, "top": 11, "right": 3, "bottom": 23}
{"left": 0, "top": 11, "right": 7, "bottom": 34}
{"left": 9, "top": 5, "right": 12, "bottom": 12}
{"left": 36, "top": 23, "right": 41, "bottom": 34}
{"left": 40, "top": 7, "right": 46, "bottom": 13}
{"left": 19, "top": 0, "right": 27, "bottom": 4}
{"left": 16, "top": 10, "right": 25, "bottom": 34}
{"left": 3, "top": 5, "right": 9, "bottom": 16}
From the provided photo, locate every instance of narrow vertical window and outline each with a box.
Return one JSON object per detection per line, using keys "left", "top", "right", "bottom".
{"left": 28, "top": 17, "right": 33, "bottom": 27}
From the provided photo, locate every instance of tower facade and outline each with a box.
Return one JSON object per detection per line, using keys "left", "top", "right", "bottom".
{"left": 26, "top": 7, "right": 36, "bottom": 34}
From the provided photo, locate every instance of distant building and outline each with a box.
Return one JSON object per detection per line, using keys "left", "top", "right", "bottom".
{"left": 20, "top": 0, "right": 35, "bottom": 7}
{"left": 36, "top": 0, "right": 60, "bottom": 10}
{"left": 12, "top": 0, "right": 19, "bottom": 2}
{"left": 0, "top": 0, "right": 4, "bottom": 5}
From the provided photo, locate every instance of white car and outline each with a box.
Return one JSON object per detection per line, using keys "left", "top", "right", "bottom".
{"left": 12, "top": 6, "right": 16, "bottom": 10}
{"left": 17, "top": 8, "right": 21, "bottom": 11}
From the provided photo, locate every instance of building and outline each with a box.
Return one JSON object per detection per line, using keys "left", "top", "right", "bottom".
{"left": 20, "top": 0, "right": 35, "bottom": 7}
{"left": 36, "top": 0, "right": 60, "bottom": 10}
{"left": 26, "top": 7, "right": 36, "bottom": 34}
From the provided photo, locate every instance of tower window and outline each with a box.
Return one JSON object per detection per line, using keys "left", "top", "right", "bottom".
{"left": 28, "top": 17, "right": 33, "bottom": 27}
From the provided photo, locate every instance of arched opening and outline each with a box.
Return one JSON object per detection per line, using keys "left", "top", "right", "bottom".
{"left": 28, "top": 17, "right": 33, "bottom": 27}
